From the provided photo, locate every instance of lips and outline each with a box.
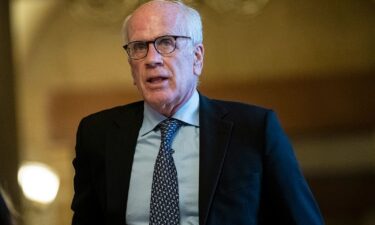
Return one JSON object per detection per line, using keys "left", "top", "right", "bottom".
{"left": 147, "top": 77, "right": 168, "bottom": 83}
{"left": 145, "top": 75, "right": 170, "bottom": 89}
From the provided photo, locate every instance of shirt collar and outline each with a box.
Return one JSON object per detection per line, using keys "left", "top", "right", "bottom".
{"left": 139, "top": 90, "right": 200, "bottom": 136}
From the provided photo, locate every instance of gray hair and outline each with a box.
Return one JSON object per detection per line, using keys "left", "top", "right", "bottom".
{"left": 122, "top": 0, "right": 203, "bottom": 45}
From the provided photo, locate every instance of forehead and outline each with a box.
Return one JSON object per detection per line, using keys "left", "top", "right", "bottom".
{"left": 127, "top": 1, "right": 186, "bottom": 41}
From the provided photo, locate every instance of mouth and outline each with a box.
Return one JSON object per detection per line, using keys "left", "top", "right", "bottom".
{"left": 146, "top": 76, "right": 168, "bottom": 84}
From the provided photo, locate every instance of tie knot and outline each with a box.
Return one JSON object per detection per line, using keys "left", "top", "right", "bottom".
{"left": 159, "top": 118, "right": 182, "bottom": 143}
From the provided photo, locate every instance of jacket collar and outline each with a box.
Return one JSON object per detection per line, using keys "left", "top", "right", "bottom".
{"left": 198, "top": 95, "right": 233, "bottom": 225}
{"left": 106, "top": 102, "right": 144, "bottom": 222}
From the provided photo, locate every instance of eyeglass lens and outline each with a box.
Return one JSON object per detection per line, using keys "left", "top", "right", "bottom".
{"left": 127, "top": 36, "right": 177, "bottom": 59}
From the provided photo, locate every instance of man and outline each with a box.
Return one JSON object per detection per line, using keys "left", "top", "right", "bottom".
{"left": 71, "top": 0, "right": 324, "bottom": 225}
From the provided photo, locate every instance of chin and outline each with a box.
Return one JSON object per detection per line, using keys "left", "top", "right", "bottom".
{"left": 144, "top": 92, "right": 175, "bottom": 106}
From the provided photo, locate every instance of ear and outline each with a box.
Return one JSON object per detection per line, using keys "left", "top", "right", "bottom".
{"left": 193, "top": 44, "right": 204, "bottom": 76}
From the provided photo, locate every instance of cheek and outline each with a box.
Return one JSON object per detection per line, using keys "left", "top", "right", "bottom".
{"left": 130, "top": 64, "right": 141, "bottom": 82}
{"left": 172, "top": 56, "right": 194, "bottom": 75}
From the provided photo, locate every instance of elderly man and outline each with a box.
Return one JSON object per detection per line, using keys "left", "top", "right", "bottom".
{"left": 71, "top": 1, "right": 324, "bottom": 225}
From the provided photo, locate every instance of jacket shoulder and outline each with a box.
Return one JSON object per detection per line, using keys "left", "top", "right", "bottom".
{"left": 78, "top": 101, "right": 143, "bottom": 129}
{"left": 212, "top": 99, "right": 269, "bottom": 111}
{"left": 206, "top": 97, "right": 273, "bottom": 120}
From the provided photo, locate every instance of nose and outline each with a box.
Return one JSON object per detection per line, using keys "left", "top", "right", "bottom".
{"left": 144, "top": 42, "right": 163, "bottom": 67}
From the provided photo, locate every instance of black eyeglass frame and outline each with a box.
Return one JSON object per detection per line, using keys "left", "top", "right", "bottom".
{"left": 123, "top": 35, "right": 191, "bottom": 60}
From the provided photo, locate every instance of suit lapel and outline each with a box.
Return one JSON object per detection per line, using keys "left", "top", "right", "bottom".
{"left": 106, "top": 103, "right": 143, "bottom": 222}
{"left": 199, "top": 95, "right": 233, "bottom": 225}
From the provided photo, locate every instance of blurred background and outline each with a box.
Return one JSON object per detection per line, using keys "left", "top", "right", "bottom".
{"left": 1, "top": 0, "right": 374, "bottom": 224}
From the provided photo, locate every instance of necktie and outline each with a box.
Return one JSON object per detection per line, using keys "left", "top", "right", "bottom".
{"left": 149, "top": 118, "right": 182, "bottom": 225}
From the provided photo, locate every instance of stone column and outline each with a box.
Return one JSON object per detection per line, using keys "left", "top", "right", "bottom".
{"left": 0, "top": 0, "right": 22, "bottom": 221}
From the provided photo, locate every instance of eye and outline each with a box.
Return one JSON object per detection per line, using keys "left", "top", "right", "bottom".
{"left": 157, "top": 37, "right": 175, "bottom": 48}
{"left": 132, "top": 42, "right": 147, "bottom": 52}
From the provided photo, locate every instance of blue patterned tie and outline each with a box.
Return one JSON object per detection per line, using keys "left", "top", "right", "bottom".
{"left": 150, "top": 118, "right": 182, "bottom": 225}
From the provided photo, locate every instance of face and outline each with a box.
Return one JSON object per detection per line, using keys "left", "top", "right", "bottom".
{"left": 125, "top": 1, "right": 204, "bottom": 116}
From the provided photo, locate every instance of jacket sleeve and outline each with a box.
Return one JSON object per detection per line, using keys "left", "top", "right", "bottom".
{"left": 259, "top": 110, "right": 324, "bottom": 225}
{"left": 71, "top": 118, "right": 105, "bottom": 225}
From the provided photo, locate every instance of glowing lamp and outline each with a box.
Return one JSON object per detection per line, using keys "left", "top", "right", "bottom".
{"left": 18, "top": 162, "right": 60, "bottom": 204}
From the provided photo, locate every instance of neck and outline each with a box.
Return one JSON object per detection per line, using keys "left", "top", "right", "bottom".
{"left": 155, "top": 89, "right": 196, "bottom": 117}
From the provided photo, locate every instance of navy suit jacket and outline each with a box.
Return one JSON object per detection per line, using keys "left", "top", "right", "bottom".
{"left": 71, "top": 94, "right": 324, "bottom": 225}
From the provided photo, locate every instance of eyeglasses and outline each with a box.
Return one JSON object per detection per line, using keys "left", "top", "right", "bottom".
{"left": 123, "top": 35, "right": 191, "bottom": 60}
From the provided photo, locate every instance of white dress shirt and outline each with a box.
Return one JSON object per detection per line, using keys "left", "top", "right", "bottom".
{"left": 126, "top": 90, "right": 200, "bottom": 225}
